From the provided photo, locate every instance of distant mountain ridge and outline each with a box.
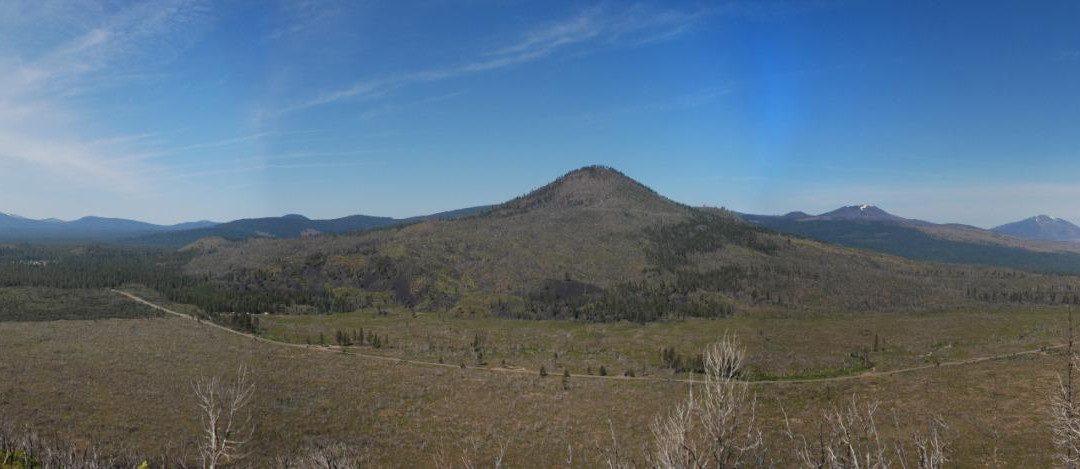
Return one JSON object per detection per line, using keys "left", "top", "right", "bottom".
{"left": 992, "top": 215, "right": 1080, "bottom": 242}
{"left": 774, "top": 205, "right": 933, "bottom": 226}
{"left": 133, "top": 206, "right": 494, "bottom": 246}
{"left": 817, "top": 204, "right": 904, "bottom": 221}
{"left": 739, "top": 206, "right": 1080, "bottom": 274}
{"left": 0, "top": 212, "right": 217, "bottom": 242}
{"left": 0, "top": 206, "right": 492, "bottom": 245}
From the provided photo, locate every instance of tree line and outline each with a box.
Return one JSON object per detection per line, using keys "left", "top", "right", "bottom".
{"left": 0, "top": 245, "right": 352, "bottom": 322}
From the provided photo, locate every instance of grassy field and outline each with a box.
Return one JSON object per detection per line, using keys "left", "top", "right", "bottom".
{"left": 255, "top": 303, "right": 1071, "bottom": 381}
{"left": 0, "top": 287, "right": 1072, "bottom": 466}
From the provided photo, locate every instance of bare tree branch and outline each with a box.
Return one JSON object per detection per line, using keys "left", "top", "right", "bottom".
{"left": 193, "top": 365, "right": 255, "bottom": 469}
{"left": 1053, "top": 310, "right": 1080, "bottom": 469}
{"left": 785, "top": 394, "right": 947, "bottom": 469}
{"left": 648, "top": 334, "right": 766, "bottom": 468}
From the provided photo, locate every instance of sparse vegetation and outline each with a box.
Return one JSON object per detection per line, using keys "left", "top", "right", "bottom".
{"left": 0, "top": 286, "right": 1075, "bottom": 465}
{"left": 0, "top": 423, "right": 144, "bottom": 468}
{"left": 3, "top": 169, "right": 1080, "bottom": 466}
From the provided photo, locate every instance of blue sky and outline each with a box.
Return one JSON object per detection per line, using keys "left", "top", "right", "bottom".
{"left": 0, "top": 0, "right": 1078, "bottom": 227}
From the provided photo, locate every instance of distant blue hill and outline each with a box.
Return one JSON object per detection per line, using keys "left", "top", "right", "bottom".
{"left": 992, "top": 215, "right": 1080, "bottom": 242}
{"left": 128, "top": 205, "right": 494, "bottom": 246}
{"left": 0, "top": 212, "right": 217, "bottom": 242}
{"left": 738, "top": 206, "right": 1080, "bottom": 275}
{"left": 0, "top": 206, "right": 493, "bottom": 245}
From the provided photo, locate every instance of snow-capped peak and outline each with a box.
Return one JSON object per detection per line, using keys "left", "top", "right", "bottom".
{"left": 859, "top": 204, "right": 875, "bottom": 211}
{"left": 992, "top": 215, "right": 1080, "bottom": 242}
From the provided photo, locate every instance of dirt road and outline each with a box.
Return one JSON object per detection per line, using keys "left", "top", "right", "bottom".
{"left": 111, "top": 289, "right": 1061, "bottom": 386}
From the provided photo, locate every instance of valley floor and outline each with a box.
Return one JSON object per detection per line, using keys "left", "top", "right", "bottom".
{"left": 250, "top": 295, "right": 1069, "bottom": 383}
{"left": 0, "top": 287, "right": 1071, "bottom": 466}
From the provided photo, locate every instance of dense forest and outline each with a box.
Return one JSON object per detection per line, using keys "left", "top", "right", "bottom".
{"left": 0, "top": 287, "right": 162, "bottom": 322}
{"left": 0, "top": 244, "right": 351, "bottom": 331}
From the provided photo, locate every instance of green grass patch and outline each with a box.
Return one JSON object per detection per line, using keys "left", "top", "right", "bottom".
{"left": 0, "top": 287, "right": 161, "bottom": 322}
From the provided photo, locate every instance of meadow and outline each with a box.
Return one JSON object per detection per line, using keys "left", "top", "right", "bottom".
{"left": 0, "top": 285, "right": 1072, "bottom": 466}
{"left": 255, "top": 301, "right": 1070, "bottom": 382}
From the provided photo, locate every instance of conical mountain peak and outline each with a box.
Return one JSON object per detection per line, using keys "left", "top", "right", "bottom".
{"left": 496, "top": 166, "right": 681, "bottom": 214}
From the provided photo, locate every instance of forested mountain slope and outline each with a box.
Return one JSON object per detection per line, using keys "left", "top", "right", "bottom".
{"left": 184, "top": 166, "right": 1080, "bottom": 320}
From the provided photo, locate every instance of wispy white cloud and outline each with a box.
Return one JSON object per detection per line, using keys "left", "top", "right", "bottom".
{"left": 490, "top": 4, "right": 708, "bottom": 55}
{"left": 154, "top": 160, "right": 387, "bottom": 181}
{"left": 277, "top": 3, "right": 712, "bottom": 115}
{"left": 559, "top": 86, "right": 731, "bottom": 127}
{"left": 4, "top": 0, "right": 211, "bottom": 96}
{"left": 131, "top": 148, "right": 389, "bottom": 177}
{"left": 118, "top": 129, "right": 337, "bottom": 164}
{"left": 266, "top": 0, "right": 342, "bottom": 40}
{"left": 0, "top": 128, "right": 140, "bottom": 191}
{"left": 355, "top": 91, "right": 469, "bottom": 121}
{"left": 86, "top": 132, "right": 164, "bottom": 148}
{"left": 0, "top": 0, "right": 214, "bottom": 193}
{"left": 158, "top": 132, "right": 275, "bottom": 153}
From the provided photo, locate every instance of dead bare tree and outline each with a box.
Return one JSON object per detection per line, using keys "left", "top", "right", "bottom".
{"left": 601, "top": 336, "right": 951, "bottom": 468}
{"left": 650, "top": 397, "right": 696, "bottom": 468}
{"left": 598, "top": 419, "right": 635, "bottom": 469}
{"left": 1053, "top": 310, "right": 1080, "bottom": 469}
{"left": 0, "top": 422, "right": 137, "bottom": 469}
{"left": 270, "top": 441, "right": 367, "bottom": 469}
{"left": 648, "top": 334, "right": 766, "bottom": 468}
{"left": 784, "top": 395, "right": 948, "bottom": 469}
{"left": 910, "top": 417, "right": 948, "bottom": 469}
{"left": 192, "top": 365, "right": 256, "bottom": 469}
{"left": 434, "top": 438, "right": 507, "bottom": 469}
{"left": 786, "top": 396, "right": 888, "bottom": 469}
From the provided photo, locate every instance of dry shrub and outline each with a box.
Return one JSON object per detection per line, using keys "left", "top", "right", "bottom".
{"left": 602, "top": 335, "right": 949, "bottom": 469}
{"left": 635, "top": 334, "right": 767, "bottom": 468}
{"left": 784, "top": 395, "right": 948, "bottom": 469}
{"left": 269, "top": 440, "right": 369, "bottom": 469}
{"left": 0, "top": 422, "right": 142, "bottom": 468}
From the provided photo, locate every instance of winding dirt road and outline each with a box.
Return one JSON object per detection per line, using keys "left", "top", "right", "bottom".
{"left": 111, "top": 289, "right": 1062, "bottom": 386}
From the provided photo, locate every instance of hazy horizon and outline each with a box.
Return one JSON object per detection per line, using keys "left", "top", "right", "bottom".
{"left": 2, "top": 0, "right": 1078, "bottom": 226}
{"left": 2, "top": 168, "right": 1075, "bottom": 231}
